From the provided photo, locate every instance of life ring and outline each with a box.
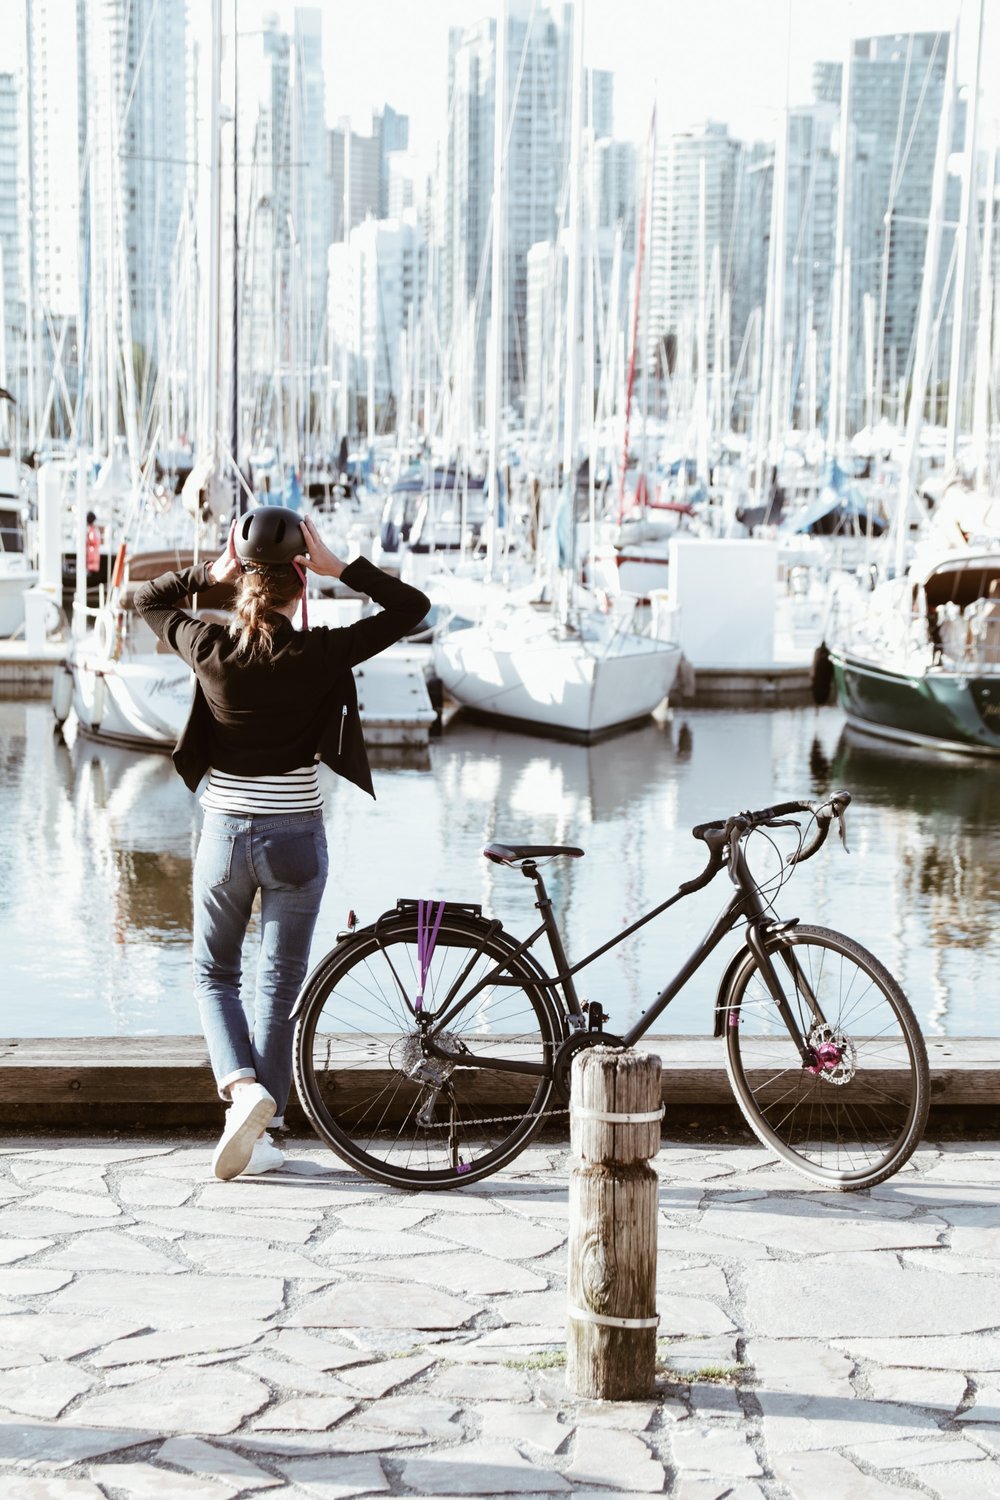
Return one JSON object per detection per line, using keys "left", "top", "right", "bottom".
{"left": 94, "top": 609, "right": 117, "bottom": 659}
{"left": 51, "top": 665, "right": 74, "bottom": 726}
{"left": 811, "top": 642, "right": 834, "bottom": 706}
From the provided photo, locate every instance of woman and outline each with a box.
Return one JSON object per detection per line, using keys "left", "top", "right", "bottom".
{"left": 134, "top": 510, "right": 430, "bottom": 1180}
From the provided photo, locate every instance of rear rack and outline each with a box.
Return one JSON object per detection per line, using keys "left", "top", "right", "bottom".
{"left": 393, "top": 898, "right": 484, "bottom": 920}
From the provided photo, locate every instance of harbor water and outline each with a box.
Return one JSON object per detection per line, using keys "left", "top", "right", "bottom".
{"left": 1, "top": 695, "right": 998, "bottom": 1040}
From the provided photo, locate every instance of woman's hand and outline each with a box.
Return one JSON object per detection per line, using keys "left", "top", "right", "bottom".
{"left": 296, "top": 514, "right": 346, "bottom": 580}
{"left": 208, "top": 520, "right": 241, "bottom": 585}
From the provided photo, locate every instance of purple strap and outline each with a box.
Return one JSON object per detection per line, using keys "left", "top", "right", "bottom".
{"left": 415, "top": 899, "right": 446, "bottom": 1012}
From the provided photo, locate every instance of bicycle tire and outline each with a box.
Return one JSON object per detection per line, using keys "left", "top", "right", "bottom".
{"left": 723, "top": 925, "right": 929, "bottom": 1190}
{"left": 293, "top": 913, "right": 564, "bottom": 1189}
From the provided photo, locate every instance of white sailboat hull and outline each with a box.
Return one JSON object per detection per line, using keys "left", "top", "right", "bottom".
{"left": 67, "top": 643, "right": 438, "bottom": 752}
{"left": 433, "top": 621, "right": 681, "bottom": 739}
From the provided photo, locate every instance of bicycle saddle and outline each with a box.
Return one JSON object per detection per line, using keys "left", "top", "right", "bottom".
{"left": 483, "top": 842, "right": 585, "bottom": 866}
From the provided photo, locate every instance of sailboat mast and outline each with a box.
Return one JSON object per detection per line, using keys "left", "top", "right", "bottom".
{"left": 827, "top": 41, "right": 853, "bottom": 461}
{"left": 945, "top": 0, "right": 984, "bottom": 469}
{"left": 231, "top": 3, "right": 240, "bottom": 498}
{"left": 973, "top": 133, "right": 996, "bottom": 491}
{"left": 485, "top": 0, "right": 507, "bottom": 581}
{"left": 894, "top": 25, "right": 957, "bottom": 575}
{"left": 617, "top": 107, "right": 653, "bottom": 524}
{"left": 204, "top": 0, "right": 223, "bottom": 474}
{"left": 561, "top": 0, "right": 585, "bottom": 561}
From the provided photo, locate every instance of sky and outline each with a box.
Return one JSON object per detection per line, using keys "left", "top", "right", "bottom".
{"left": 293, "top": 0, "right": 1000, "bottom": 162}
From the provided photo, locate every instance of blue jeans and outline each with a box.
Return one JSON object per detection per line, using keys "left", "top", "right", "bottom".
{"left": 193, "top": 809, "right": 328, "bottom": 1126}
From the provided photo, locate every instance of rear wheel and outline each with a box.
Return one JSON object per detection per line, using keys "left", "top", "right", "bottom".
{"left": 293, "top": 914, "right": 563, "bottom": 1189}
{"left": 724, "top": 925, "right": 929, "bottom": 1189}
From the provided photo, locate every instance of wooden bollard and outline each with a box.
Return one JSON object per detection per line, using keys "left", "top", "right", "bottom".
{"left": 566, "top": 1046, "right": 661, "bottom": 1400}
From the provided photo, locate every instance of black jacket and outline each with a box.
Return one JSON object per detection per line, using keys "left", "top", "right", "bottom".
{"left": 133, "top": 557, "right": 431, "bottom": 798}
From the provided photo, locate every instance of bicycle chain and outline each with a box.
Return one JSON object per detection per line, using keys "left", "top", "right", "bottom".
{"left": 420, "top": 1105, "right": 571, "bottom": 1129}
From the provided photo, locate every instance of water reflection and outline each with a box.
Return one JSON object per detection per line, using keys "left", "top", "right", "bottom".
{"left": 1, "top": 700, "right": 997, "bottom": 1038}
{"left": 813, "top": 728, "right": 1000, "bottom": 1034}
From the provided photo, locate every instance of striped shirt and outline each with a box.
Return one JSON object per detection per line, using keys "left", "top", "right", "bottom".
{"left": 200, "top": 763, "right": 323, "bottom": 815}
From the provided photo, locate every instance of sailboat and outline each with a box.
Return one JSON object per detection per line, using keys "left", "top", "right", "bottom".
{"left": 821, "top": 10, "right": 1000, "bottom": 757}
{"left": 56, "top": 2, "right": 436, "bottom": 753}
{"left": 432, "top": 0, "right": 681, "bottom": 742}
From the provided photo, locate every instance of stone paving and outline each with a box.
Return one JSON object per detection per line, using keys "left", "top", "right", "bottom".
{"left": 0, "top": 1133, "right": 998, "bottom": 1498}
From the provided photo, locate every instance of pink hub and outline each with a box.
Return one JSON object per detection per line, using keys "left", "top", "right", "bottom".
{"left": 806, "top": 1041, "right": 843, "bottom": 1075}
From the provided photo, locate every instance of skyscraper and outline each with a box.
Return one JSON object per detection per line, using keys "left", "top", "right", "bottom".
{"left": 83, "top": 0, "right": 187, "bottom": 366}
{"left": 328, "top": 120, "right": 381, "bottom": 240}
{"left": 376, "top": 103, "right": 409, "bottom": 218}
{"left": 236, "top": 15, "right": 292, "bottom": 382}
{"left": 327, "top": 210, "right": 426, "bottom": 420}
{"left": 814, "top": 32, "right": 951, "bottom": 420}
{"left": 647, "top": 122, "right": 743, "bottom": 370}
{"left": 291, "top": 8, "right": 330, "bottom": 347}
{"left": 443, "top": 4, "right": 564, "bottom": 420}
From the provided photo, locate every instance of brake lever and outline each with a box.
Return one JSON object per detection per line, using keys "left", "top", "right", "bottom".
{"left": 727, "top": 821, "right": 743, "bottom": 881}
{"left": 836, "top": 808, "right": 850, "bottom": 853}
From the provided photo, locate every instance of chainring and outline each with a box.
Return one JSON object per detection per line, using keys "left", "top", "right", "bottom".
{"left": 552, "top": 1030, "right": 625, "bottom": 1103}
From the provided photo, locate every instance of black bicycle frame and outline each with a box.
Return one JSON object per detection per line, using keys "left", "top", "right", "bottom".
{"left": 427, "top": 845, "right": 817, "bottom": 1076}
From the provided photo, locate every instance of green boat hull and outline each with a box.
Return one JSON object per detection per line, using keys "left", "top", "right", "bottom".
{"left": 829, "top": 650, "right": 1000, "bottom": 757}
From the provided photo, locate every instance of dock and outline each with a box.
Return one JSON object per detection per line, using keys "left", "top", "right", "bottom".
{"left": 0, "top": 638, "right": 66, "bottom": 689}
{"left": 1, "top": 1033, "right": 995, "bottom": 1129}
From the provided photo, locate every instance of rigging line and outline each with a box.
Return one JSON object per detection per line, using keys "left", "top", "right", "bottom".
{"left": 468, "top": 0, "right": 540, "bottom": 351}
{"left": 116, "top": 0, "right": 161, "bottom": 151}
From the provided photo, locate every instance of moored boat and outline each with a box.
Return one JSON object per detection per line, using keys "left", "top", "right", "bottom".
{"left": 823, "top": 545, "right": 1000, "bottom": 756}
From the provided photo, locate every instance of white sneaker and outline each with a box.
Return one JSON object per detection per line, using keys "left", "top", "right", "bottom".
{"left": 240, "top": 1132, "right": 286, "bottom": 1176}
{"left": 212, "top": 1083, "right": 276, "bottom": 1181}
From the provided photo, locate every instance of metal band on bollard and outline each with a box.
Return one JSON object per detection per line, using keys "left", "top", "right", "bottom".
{"left": 568, "top": 1305, "right": 660, "bottom": 1330}
{"left": 570, "top": 1105, "right": 665, "bottom": 1124}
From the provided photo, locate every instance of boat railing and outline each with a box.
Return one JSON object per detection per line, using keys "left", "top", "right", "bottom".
{"left": 935, "top": 597, "right": 1000, "bottom": 671}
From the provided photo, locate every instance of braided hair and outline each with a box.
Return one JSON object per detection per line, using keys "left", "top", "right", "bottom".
{"left": 228, "top": 565, "right": 302, "bottom": 659}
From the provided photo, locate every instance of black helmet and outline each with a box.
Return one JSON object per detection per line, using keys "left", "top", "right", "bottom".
{"left": 234, "top": 506, "right": 305, "bottom": 568}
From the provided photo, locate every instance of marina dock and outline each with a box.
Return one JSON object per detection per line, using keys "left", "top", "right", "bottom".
{"left": 2, "top": 1034, "right": 996, "bottom": 1130}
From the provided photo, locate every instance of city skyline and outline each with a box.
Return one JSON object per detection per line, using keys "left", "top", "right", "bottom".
{"left": 180, "top": 1, "right": 1000, "bottom": 167}
{"left": 302, "top": 0, "right": 1000, "bottom": 159}
{"left": 3, "top": 0, "right": 997, "bottom": 455}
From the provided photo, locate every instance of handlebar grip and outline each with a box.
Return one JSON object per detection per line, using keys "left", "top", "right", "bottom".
{"left": 786, "top": 817, "right": 830, "bottom": 865}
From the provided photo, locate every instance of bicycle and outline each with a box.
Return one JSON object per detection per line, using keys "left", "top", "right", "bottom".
{"left": 291, "top": 790, "right": 930, "bottom": 1192}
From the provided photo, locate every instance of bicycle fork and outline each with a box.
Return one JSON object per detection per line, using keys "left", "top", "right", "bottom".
{"left": 743, "top": 919, "right": 819, "bottom": 1067}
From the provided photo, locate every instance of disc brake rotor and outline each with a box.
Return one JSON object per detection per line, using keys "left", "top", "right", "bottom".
{"left": 805, "top": 1022, "right": 857, "bottom": 1085}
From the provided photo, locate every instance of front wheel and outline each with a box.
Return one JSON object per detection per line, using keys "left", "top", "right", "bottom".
{"left": 723, "top": 925, "right": 929, "bottom": 1190}
{"left": 293, "top": 913, "right": 563, "bottom": 1189}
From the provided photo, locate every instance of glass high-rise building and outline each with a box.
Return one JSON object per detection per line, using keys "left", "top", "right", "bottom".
{"left": 814, "top": 32, "right": 951, "bottom": 421}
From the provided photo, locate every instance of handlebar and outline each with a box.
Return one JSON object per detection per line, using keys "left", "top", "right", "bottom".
{"left": 692, "top": 791, "right": 852, "bottom": 871}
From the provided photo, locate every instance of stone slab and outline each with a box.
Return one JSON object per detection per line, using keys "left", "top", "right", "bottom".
{"left": 42, "top": 1231, "right": 185, "bottom": 1275}
{"left": 565, "top": 1428, "right": 665, "bottom": 1491}
{"left": 400, "top": 1441, "right": 570, "bottom": 1494}
{"left": 155, "top": 1435, "right": 283, "bottom": 1489}
{"left": 46, "top": 1272, "right": 284, "bottom": 1326}
{"left": 772, "top": 1451, "right": 926, "bottom": 1499}
{"left": 286, "top": 1282, "right": 477, "bottom": 1331}
{"left": 0, "top": 1417, "right": 155, "bottom": 1468}
{"left": 362, "top": 1251, "right": 547, "bottom": 1295}
{"left": 744, "top": 1262, "right": 1000, "bottom": 1337}
{"left": 0, "top": 1314, "right": 147, "bottom": 1360}
{"left": 0, "top": 1361, "right": 95, "bottom": 1419}
{"left": 73, "top": 1369, "right": 270, "bottom": 1435}
{"left": 274, "top": 1454, "right": 388, "bottom": 1499}
{"left": 90, "top": 1321, "right": 272, "bottom": 1367}
{"left": 92, "top": 1463, "right": 239, "bottom": 1500}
